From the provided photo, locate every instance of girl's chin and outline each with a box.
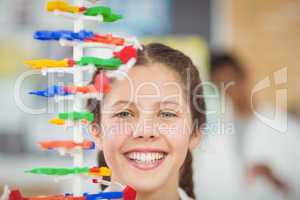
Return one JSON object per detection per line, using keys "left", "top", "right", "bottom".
{"left": 125, "top": 179, "right": 167, "bottom": 194}
{"left": 118, "top": 154, "right": 172, "bottom": 189}
{"left": 109, "top": 153, "right": 177, "bottom": 193}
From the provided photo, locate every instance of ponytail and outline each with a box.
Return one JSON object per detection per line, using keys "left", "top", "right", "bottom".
{"left": 180, "top": 150, "right": 195, "bottom": 199}
{"left": 97, "top": 151, "right": 110, "bottom": 190}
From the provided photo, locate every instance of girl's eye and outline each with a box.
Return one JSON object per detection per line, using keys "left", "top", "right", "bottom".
{"left": 159, "top": 111, "right": 177, "bottom": 118}
{"left": 114, "top": 111, "right": 133, "bottom": 119}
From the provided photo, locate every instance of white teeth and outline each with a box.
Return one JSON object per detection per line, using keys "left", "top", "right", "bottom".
{"left": 142, "top": 153, "right": 146, "bottom": 162}
{"left": 126, "top": 152, "right": 165, "bottom": 163}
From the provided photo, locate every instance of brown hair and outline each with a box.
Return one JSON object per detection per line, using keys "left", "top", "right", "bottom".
{"left": 87, "top": 43, "right": 206, "bottom": 199}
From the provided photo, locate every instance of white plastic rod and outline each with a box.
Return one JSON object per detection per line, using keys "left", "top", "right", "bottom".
{"left": 72, "top": 0, "right": 84, "bottom": 197}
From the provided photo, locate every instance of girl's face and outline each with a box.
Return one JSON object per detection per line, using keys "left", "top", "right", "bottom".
{"left": 94, "top": 63, "right": 200, "bottom": 193}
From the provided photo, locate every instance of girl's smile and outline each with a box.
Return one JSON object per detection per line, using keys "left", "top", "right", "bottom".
{"left": 123, "top": 148, "right": 168, "bottom": 171}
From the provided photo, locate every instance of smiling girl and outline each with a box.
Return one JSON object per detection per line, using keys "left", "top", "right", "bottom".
{"left": 88, "top": 43, "right": 206, "bottom": 200}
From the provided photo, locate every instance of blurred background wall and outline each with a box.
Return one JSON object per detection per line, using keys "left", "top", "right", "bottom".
{"left": 212, "top": 0, "right": 300, "bottom": 111}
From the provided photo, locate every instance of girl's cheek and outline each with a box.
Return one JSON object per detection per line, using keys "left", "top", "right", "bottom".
{"left": 158, "top": 120, "right": 191, "bottom": 149}
{"left": 102, "top": 116, "right": 134, "bottom": 136}
{"left": 102, "top": 124, "right": 129, "bottom": 150}
{"left": 102, "top": 143, "right": 118, "bottom": 169}
{"left": 157, "top": 119, "right": 187, "bottom": 136}
{"left": 102, "top": 130, "right": 125, "bottom": 168}
{"left": 102, "top": 121, "right": 134, "bottom": 156}
{"left": 107, "top": 121, "right": 134, "bottom": 137}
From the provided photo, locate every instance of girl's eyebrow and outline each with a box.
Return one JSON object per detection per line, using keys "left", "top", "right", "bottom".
{"left": 111, "top": 100, "right": 135, "bottom": 107}
{"left": 112, "top": 100, "right": 179, "bottom": 106}
{"left": 110, "top": 100, "right": 181, "bottom": 111}
{"left": 160, "top": 101, "right": 180, "bottom": 106}
{"left": 159, "top": 101, "right": 183, "bottom": 112}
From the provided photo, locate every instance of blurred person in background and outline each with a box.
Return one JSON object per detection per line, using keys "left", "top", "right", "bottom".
{"left": 195, "top": 53, "right": 300, "bottom": 200}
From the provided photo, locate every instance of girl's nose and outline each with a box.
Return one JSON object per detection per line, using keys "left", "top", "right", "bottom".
{"left": 132, "top": 118, "right": 159, "bottom": 139}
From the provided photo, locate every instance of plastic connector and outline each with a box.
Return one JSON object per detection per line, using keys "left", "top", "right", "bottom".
{"left": 123, "top": 186, "right": 137, "bottom": 200}
{"left": 64, "top": 85, "right": 97, "bottom": 94}
{"left": 29, "top": 85, "right": 72, "bottom": 98}
{"left": 77, "top": 57, "right": 122, "bottom": 69}
{"left": 26, "top": 166, "right": 110, "bottom": 177}
{"left": 102, "top": 13, "right": 123, "bottom": 23}
{"left": 94, "top": 73, "right": 111, "bottom": 93}
{"left": 25, "top": 59, "right": 72, "bottom": 69}
{"left": 49, "top": 118, "right": 65, "bottom": 125}
{"left": 84, "top": 34, "right": 125, "bottom": 46}
{"left": 58, "top": 112, "right": 94, "bottom": 123}
{"left": 113, "top": 46, "right": 137, "bottom": 64}
{"left": 47, "top": 1, "right": 82, "bottom": 13}
{"left": 39, "top": 140, "right": 95, "bottom": 150}
{"left": 26, "top": 167, "right": 90, "bottom": 176}
{"left": 83, "top": 6, "right": 111, "bottom": 17}
{"left": 29, "top": 83, "right": 105, "bottom": 98}
{"left": 83, "top": 6, "right": 123, "bottom": 22}
{"left": 34, "top": 30, "right": 94, "bottom": 41}
{"left": 8, "top": 190, "right": 23, "bottom": 200}
{"left": 7, "top": 189, "right": 87, "bottom": 200}
{"left": 88, "top": 167, "right": 112, "bottom": 177}
{"left": 85, "top": 192, "right": 123, "bottom": 200}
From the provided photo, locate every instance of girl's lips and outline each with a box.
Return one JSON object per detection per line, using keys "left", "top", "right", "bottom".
{"left": 123, "top": 148, "right": 168, "bottom": 154}
{"left": 125, "top": 156, "right": 166, "bottom": 171}
{"left": 123, "top": 148, "right": 168, "bottom": 171}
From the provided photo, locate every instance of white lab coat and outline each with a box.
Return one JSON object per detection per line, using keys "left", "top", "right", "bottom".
{"left": 193, "top": 101, "right": 300, "bottom": 200}
{"left": 243, "top": 110, "right": 300, "bottom": 200}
